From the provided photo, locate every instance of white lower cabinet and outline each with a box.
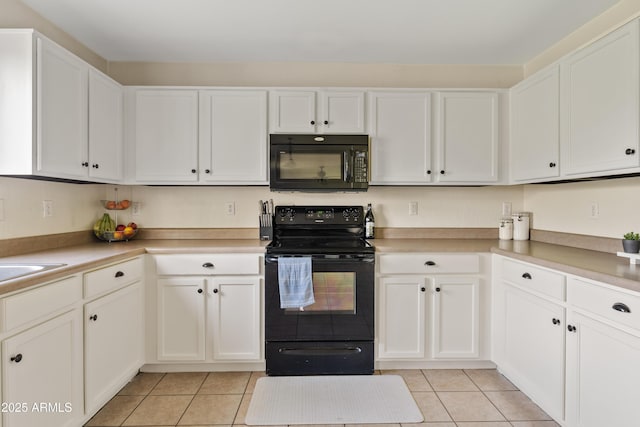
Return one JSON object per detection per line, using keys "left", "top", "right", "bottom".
{"left": 565, "top": 276, "right": 640, "bottom": 427}
{"left": 2, "top": 310, "right": 83, "bottom": 427}
{"left": 498, "top": 283, "right": 565, "bottom": 421}
{"left": 157, "top": 276, "right": 262, "bottom": 362}
{"left": 157, "top": 277, "right": 207, "bottom": 361}
{"left": 565, "top": 311, "right": 640, "bottom": 427}
{"left": 153, "top": 254, "right": 263, "bottom": 364}
{"left": 494, "top": 255, "right": 640, "bottom": 426}
{"left": 431, "top": 277, "right": 480, "bottom": 359}
{"left": 84, "top": 282, "right": 143, "bottom": 415}
{"left": 377, "top": 276, "right": 427, "bottom": 359}
{"left": 208, "top": 277, "right": 261, "bottom": 360}
{"left": 377, "top": 253, "right": 488, "bottom": 364}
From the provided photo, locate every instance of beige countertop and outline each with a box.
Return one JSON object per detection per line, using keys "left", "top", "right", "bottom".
{"left": 1, "top": 237, "right": 639, "bottom": 295}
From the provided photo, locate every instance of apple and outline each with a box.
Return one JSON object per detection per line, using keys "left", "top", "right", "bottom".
{"left": 127, "top": 222, "right": 138, "bottom": 230}
{"left": 116, "top": 224, "right": 125, "bottom": 231}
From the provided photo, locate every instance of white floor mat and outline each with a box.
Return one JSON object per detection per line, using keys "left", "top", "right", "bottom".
{"left": 245, "top": 375, "right": 424, "bottom": 425}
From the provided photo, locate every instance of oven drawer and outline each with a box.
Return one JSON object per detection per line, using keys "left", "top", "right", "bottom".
{"left": 501, "top": 258, "right": 565, "bottom": 301}
{"left": 378, "top": 253, "right": 480, "bottom": 274}
{"left": 568, "top": 277, "right": 640, "bottom": 331}
{"left": 154, "top": 254, "right": 261, "bottom": 275}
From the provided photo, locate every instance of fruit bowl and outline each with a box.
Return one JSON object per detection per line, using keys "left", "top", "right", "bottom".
{"left": 101, "top": 200, "right": 131, "bottom": 210}
{"left": 94, "top": 228, "right": 138, "bottom": 242}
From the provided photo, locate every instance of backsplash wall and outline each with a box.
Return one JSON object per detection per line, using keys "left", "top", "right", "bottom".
{"left": 523, "top": 176, "right": 640, "bottom": 239}
{"left": 127, "top": 185, "right": 524, "bottom": 230}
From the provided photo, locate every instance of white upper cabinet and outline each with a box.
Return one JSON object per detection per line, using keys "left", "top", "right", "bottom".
{"left": 129, "top": 88, "right": 268, "bottom": 184}
{"left": 0, "top": 30, "right": 123, "bottom": 183}
{"left": 199, "top": 90, "right": 268, "bottom": 184}
{"left": 368, "top": 91, "right": 433, "bottom": 184}
{"left": 88, "top": 69, "right": 123, "bottom": 182}
{"left": 510, "top": 65, "right": 560, "bottom": 182}
{"left": 133, "top": 89, "right": 200, "bottom": 183}
{"left": 270, "top": 89, "right": 365, "bottom": 134}
{"left": 435, "top": 92, "right": 499, "bottom": 183}
{"left": 560, "top": 19, "right": 640, "bottom": 177}
{"left": 37, "top": 36, "right": 89, "bottom": 180}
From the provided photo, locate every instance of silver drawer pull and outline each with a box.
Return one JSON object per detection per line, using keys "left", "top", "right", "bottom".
{"left": 612, "top": 303, "right": 631, "bottom": 313}
{"left": 202, "top": 262, "right": 215, "bottom": 268}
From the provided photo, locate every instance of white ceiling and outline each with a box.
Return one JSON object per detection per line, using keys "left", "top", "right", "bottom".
{"left": 21, "top": 0, "right": 621, "bottom": 64}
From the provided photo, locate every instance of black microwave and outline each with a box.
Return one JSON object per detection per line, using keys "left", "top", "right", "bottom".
{"left": 269, "top": 134, "right": 369, "bottom": 192}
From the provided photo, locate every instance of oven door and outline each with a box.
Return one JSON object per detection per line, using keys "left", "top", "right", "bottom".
{"left": 264, "top": 253, "right": 375, "bottom": 375}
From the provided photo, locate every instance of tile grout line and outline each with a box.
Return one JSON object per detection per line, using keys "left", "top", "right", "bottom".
{"left": 117, "top": 371, "right": 167, "bottom": 427}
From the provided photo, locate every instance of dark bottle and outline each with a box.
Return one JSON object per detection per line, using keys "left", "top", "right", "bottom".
{"left": 365, "top": 203, "right": 375, "bottom": 239}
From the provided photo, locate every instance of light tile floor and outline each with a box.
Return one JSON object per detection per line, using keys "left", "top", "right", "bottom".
{"left": 84, "top": 369, "right": 560, "bottom": 427}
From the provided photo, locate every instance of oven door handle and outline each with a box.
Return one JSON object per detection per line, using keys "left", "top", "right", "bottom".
{"left": 265, "top": 255, "right": 374, "bottom": 263}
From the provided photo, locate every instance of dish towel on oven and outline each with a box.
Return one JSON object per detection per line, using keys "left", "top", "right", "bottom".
{"left": 278, "top": 256, "right": 315, "bottom": 309}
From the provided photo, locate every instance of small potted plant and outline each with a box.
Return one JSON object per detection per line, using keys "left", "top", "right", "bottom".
{"left": 622, "top": 231, "right": 640, "bottom": 253}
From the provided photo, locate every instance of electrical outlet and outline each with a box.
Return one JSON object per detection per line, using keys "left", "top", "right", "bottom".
{"left": 502, "top": 202, "right": 512, "bottom": 217}
{"left": 132, "top": 202, "right": 141, "bottom": 216}
{"left": 409, "top": 201, "right": 418, "bottom": 216}
{"left": 42, "top": 200, "right": 53, "bottom": 218}
{"left": 590, "top": 202, "right": 599, "bottom": 219}
{"left": 225, "top": 202, "right": 235, "bottom": 215}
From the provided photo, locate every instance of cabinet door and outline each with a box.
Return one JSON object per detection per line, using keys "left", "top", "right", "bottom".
{"left": 500, "top": 284, "right": 565, "bottom": 422}
{"left": 436, "top": 92, "right": 499, "bottom": 183}
{"left": 199, "top": 90, "right": 267, "bottom": 183}
{"left": 85, "top": 283, "right": 143, "bottom": 415}
{"left": 320, "top": 91, "right": 365, "bottom": 133}
{"left": 88, "top": 69, "right": 123, "bottom": 182}
{"left": 36, "top": 36, "right": 88, "bottom": 179}
{"left": 270, "top": 90, "right": 316, "bottom": 133}
{"left": 157, "top": 277, "right": 206, "bottom": 360}
{"left": 566, "top": 311, "right": 640, "bottom": 427}
{"left": 510, "top": 66, "right": 560, "bottom": 182}
{"left": 377, "top": 276, "right": 427, "bottom": 359}
{"left": 2, "top": 310, "right": 83, "bottom": 427}
{"left": 134, "top": 90, "right": 199, "bottom": 182}
{"left": 431, "top": 277, "right": 479, "bottom": 358}
{"left": 561, "top": 20, "right": 640, "bottom": 176}
{"left": 208, "top": 277, "right": 262, "bottom": 360}
{"left": 368, "top": 92, "right": 432, "bottom": 184}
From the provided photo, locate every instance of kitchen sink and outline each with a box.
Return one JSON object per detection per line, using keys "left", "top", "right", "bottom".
{"left": 0, "top": 263, "right": 66, "bottom": 282}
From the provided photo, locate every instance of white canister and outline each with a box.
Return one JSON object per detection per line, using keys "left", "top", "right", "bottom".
{"left": 512, "top": 212, "right": 530, "bottom": 241}
{"left": 499, "top": 218, "right": 513, "bottom": 240}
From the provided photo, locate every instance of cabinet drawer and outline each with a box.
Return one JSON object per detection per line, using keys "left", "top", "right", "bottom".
{"left": 84, "top": 257, "right": 143, "bottom": 298}
{"left": 501, "top": 258, "right": 565, "bottom": 301}
{"left": 569, "top": 277, "right": 640, "bottom": 331}
{"left": 378, "top": 253, "right": 479, "bottom": 274}
{"left": 0, "top": 275, "right": 82, "bottom": 331}
{"left": 154, "top": 254, "right": 261, "bottom": 275}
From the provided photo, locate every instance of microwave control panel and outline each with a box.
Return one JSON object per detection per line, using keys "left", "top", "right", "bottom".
{"left": 353, "top": 151, "right": 368, "bottom": 183}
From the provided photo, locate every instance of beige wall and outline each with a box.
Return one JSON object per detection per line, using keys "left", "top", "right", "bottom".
{"left": 0, "top": 0, "right": 107, "bottom": 72}
{"left": 108, "top": 61, "right": 522, "bottom": 88}
{"left": 128, "top": 185, "right": 524, "bottom": 230}
{"left": 0, "top": 177, "right": 105, "bottom": 239}
{"left": 524, "top": 0, "right": 640, "bottom": 76}
{"left": 524, "top": 177, "right": 640, "bottom": 239}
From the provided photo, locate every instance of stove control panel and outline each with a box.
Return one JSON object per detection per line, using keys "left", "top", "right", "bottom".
{"left": 275, "top": 206, "right": 363, "bottom": 225}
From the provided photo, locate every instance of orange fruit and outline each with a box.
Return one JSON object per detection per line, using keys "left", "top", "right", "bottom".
{"left": 123, "top": 226, "right": 135, "bottom": 237}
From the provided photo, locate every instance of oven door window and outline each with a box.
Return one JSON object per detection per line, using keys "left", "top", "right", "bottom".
{"left": 285, "top": 272, "right": 355, "bottom": 314}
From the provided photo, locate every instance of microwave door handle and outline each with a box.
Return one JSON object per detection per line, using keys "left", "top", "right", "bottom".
{"left": 344, "top": 151, "right": 351, "bottom": 182}
{"left": 342, "top": 151, "right": 351, "bottom": 182}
